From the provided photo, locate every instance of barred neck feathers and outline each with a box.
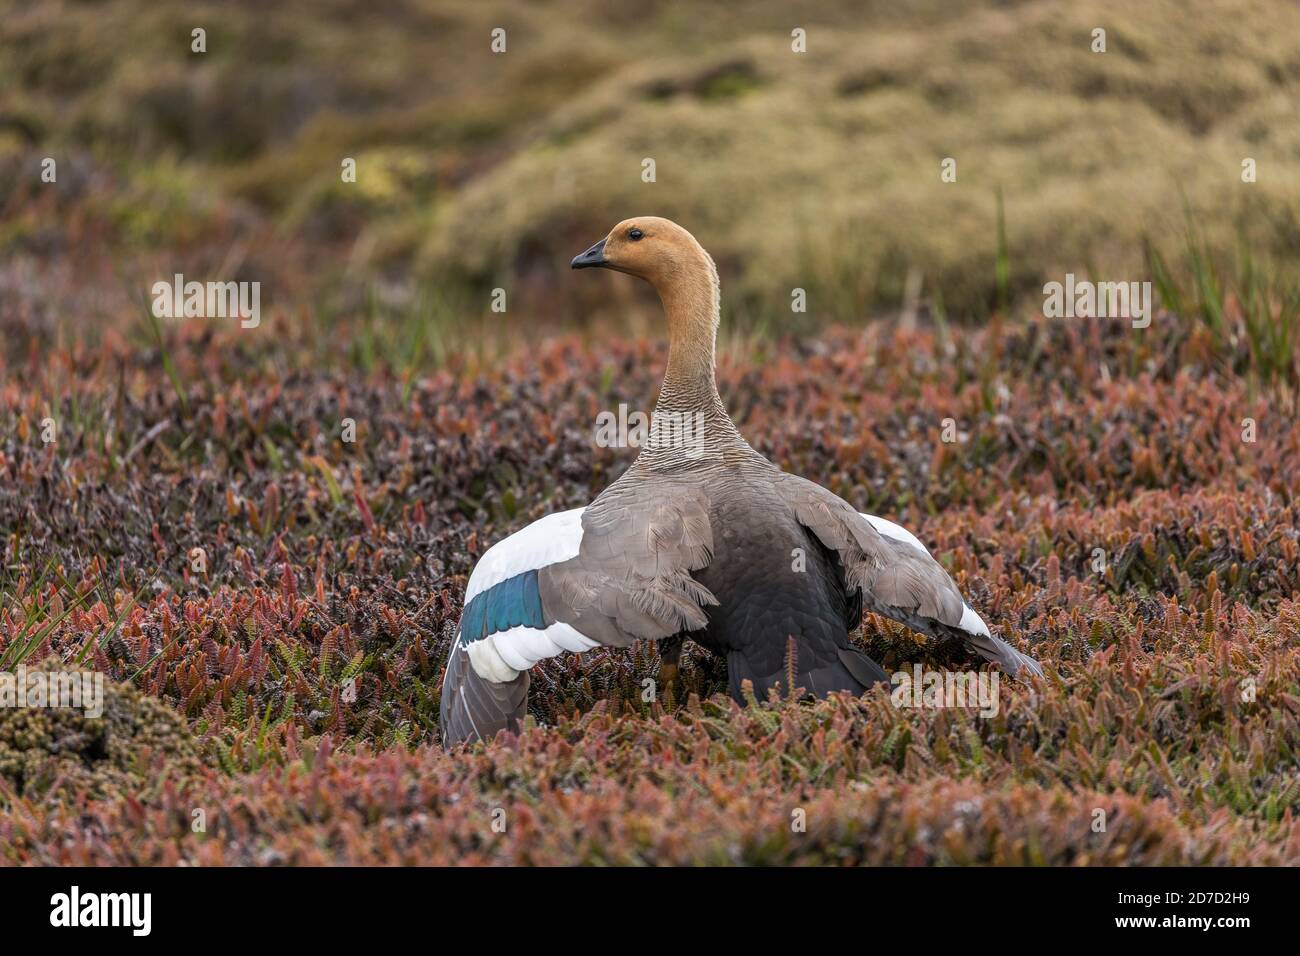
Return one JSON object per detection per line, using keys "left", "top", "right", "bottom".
{"left": 646, "top": 237, "right": 745, "bottom": 462}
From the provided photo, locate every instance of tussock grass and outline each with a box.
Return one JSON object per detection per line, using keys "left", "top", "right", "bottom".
{"left": 6, "top": 0, "right": 1300, "bottom": 330}
{"left": 1145, "top": 211, "right": 1300, "bottom": 395}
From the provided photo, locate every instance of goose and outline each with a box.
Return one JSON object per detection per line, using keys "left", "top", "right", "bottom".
{"left": 440, "top": 217, "right": 1042, "bottom": 745}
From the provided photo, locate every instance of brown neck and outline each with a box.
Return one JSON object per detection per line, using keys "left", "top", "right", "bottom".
{"left": 657, "top": 260, "right": 721, "bottom": 411}
{"left": 642, "top": 252, "right": 744, "bottom": 461}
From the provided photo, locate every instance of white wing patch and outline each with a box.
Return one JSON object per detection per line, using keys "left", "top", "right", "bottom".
{"left": 464, "top": 507, "right": 585, "bottom": 603}
{"left": 458, "top": 507, "right": 597, "bottom": 685}
{"left": 958, "top": 603, "right": 991, "bottom": 637}
{"left": 465, "top": 622, "right": 598, "bottom": 683}
{"left": 861, "top": 512, "right": 931, "bottom": 556}
{"left": 861, "top": 512, "right": 989, "bottom": 638}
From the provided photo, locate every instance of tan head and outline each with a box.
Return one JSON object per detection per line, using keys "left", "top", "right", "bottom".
{"left": 571, "top": 216, "right": 714, "bottom": 288}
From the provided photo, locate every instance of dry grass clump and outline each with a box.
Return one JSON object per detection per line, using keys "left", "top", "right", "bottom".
{"left": 6, "top": 0, "right": 1300, "bottom": 327}
{"left": 0, "top": 659, "right": 200, "bottom": 803}
{"left": 424, "top": 0, "right": 1300, "bottom": 315}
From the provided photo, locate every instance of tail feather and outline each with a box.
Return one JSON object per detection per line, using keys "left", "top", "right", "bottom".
{"left": 871, "top": 602, "right": 1044, "bottom": 681}
{"left": 959, "top": 628, "right": 1044, "bottom": 679}
{"left": 439, "top": 643, "right": 529, "bottom": 746}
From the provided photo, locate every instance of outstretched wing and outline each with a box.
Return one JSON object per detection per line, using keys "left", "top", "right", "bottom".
{"left": 441, "top": 507, "right": 590, "bottom": 745}
{"left": 539, "top": 479, "right": 717, "bottom": 648}
{"left": 441, "top": 483, "right": 718, "bottom": 745}
{"left": 772, "top": 473, "right": 1042, "bottom": 679}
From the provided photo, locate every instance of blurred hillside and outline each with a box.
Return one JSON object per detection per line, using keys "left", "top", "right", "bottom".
{"left": 3, "top": 0, "right": 1300, "bottom": 340}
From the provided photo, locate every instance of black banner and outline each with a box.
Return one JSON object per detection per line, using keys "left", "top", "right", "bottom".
{"left": 0, "top": 865, "right": 1279, "bottom": 942}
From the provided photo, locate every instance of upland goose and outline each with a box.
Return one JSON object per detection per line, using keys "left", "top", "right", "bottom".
{"left": 440, "top": 217, "right": 1042, "bottom": 745}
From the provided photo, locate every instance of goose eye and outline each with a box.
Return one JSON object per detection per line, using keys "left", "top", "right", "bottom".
{"left": 628, "top": 228, "right": 644, "bottom": 241}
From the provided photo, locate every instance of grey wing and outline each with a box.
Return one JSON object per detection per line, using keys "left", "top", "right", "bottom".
{"left": 772, "top": 473, "right": 1042, "bottom": 679}
{"left": 538, "top": 478, "right": 718, "bottom": 647}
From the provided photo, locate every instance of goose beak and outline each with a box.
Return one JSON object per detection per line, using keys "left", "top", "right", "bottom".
{"left": 570, "top": 238, "right": 608, "bottom": 269}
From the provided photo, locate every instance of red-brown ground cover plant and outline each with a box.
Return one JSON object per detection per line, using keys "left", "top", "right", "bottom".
{"left": 1, "top": 305, "right": 1297, "bottom": 864}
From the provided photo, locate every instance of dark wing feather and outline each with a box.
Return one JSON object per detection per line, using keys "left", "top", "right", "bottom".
{"left": 772, "top": 472, "right": 1041, "bottom": 678}
{"left": 440, "top": 641, "right": 529, "bottom": 746}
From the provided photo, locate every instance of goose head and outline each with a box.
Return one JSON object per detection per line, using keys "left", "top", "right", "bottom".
{"left": 571, "top": 216, "right": 711, "bottom": 287}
